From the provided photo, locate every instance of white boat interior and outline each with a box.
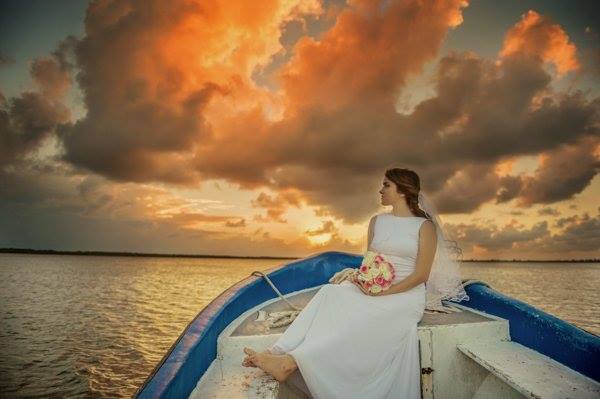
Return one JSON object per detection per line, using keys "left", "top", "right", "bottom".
{"left": 188, "top": 285, "right": 600, "bottom": 399}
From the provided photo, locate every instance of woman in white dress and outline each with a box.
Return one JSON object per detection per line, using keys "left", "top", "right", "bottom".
{"left": 242, "top": 168, "right": 466, "bottom": 398}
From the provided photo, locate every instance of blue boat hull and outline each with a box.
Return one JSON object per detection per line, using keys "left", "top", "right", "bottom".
{"left": 134, "top": 251, "right": 600, "bottom": 398}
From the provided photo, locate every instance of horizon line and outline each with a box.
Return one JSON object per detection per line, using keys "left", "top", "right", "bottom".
{"left": 0, "top": 248, "right": 598, "bottom": 263}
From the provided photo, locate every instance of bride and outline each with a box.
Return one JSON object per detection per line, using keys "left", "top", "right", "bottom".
{"left": 241, "top": 167, "right": 468, "bottom": 398}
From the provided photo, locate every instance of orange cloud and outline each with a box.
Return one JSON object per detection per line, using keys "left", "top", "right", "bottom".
{"left": 494, "top": 158, "right": 516, "bottom": 177}
{"left": 500, "top": 10, "right": 580, "bottom": 76}
{"left": 61, "top": 0, "right": 323, "bottom": 183}
{"left": 278, "top": 0, "right": 469, "bottom": 113}
{"left": 58, "top": 0, "right": 471, "bottom": 190}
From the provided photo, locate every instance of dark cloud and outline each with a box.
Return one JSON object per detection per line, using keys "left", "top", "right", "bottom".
{"left": 0, "top": 92, "right": 70, "bottom": 167}
{"left": 58, "top": 81, "right": 220, "bottom": 184}
{"left": 302, "top": 218, "right": 355, "bottom": 251}
{"left": 29, "top": 35, "right": 77, "bottom": 98}
{"left": 446, "top": 207, "right": 600, "bottom": 256}
{"left": 251, "top": 190, "right": 304, "bottom": 223}
{"left": 0, "top": 161, "right": 352, "bottom": 257}
{"left": 555, "top": 215, "right": 581, "bottom": 228}
{"left": 225, "top": 218, "right": 246, "bottom": 228}
{"left": 305, "top": 220, "right": 337, "bottom": 236}
{"left": 534, "top": 211, "right": 600, "bottom": 252}
{"left": 0, "top": 160, "right": 75, "bottom": 210}
{"left": 0, "top": 51, "right": 15, "bottom": 67}
{"left": 517, "top": 137, "right": 600, "bottom": 205}
{"left": 428, "top": 162, "right": 502, "bottom": 213}
{"left": 0, "top": 36, "right": 75, "bottom": 168}
{"left": 448, "top": 220, "right": 551, "bottom": 252}
{"left": 496, "top": 175, "right": 523, "bottom": 204}
{"left": 538, "top": 207, "right": 561, "bottom": 216}
{"left": 417, "top": 53, "right": 598, "bottom": 163}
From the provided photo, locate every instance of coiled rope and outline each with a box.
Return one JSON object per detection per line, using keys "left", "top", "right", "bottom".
{"left": 251, "top": 271, "right": 302, "bottom": 328}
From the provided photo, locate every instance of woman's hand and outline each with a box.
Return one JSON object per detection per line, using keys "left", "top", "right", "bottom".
{"left": 349, "top": 274, "right": 382, "bottom": 296}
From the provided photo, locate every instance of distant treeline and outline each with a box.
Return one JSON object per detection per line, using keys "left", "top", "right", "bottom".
{"left": 0, "top": 248, "right": 298, "bottom": 260}
{"left": 0, "top": 248, "right": 597, "bottom": 262}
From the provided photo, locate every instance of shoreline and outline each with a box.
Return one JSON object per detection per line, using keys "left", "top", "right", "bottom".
{"left": 0, "top": 248, "right": 598, "bottom": 262}
{"left": 0, "top": 248, "right": 298, "bottom": 260}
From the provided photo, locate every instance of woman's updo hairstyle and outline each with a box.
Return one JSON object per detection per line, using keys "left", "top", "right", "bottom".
{"left": 384, "top": 168, "right": 430, "bottom": 220}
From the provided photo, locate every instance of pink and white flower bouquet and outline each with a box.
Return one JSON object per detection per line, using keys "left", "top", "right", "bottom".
{"left": 356, "top": 251, "right": 396, "bottom": 294}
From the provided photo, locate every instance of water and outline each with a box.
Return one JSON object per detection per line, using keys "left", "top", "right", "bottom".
{"left": 0, "top": 254, "right": 598, "bottom": 397}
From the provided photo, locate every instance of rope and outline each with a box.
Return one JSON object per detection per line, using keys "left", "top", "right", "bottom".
{"left": 251, "top": 271, "right": 302, "bottom": 328}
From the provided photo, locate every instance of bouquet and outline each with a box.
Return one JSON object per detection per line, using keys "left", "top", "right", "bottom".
{"left": 356, "top": 251, "right": 395, "bottom": 295}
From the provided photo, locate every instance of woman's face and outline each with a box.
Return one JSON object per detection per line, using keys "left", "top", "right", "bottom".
{"left": 379, "top": 177, "right": 402, "bottom": 205}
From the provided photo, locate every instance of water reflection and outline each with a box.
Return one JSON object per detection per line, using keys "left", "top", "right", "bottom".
{"left": 0, "top": 254, "right": 597, "bottom": 397}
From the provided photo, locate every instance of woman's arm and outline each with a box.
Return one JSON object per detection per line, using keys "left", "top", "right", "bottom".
{"left": 379, "top": 220, "right": 437, "bottom": 296}
{"left": 366, "top": 215, "right": 376, "bottom": 251}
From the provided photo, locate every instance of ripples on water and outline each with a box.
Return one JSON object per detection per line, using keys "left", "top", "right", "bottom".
{"left": 0, "top": 255, "right": 284, "bottom": 398}
{"left": 0, "top": 254, "right": 598, "bottom": 397}
{"left": 460, "top": 262, "right": 600, "bottom": 338}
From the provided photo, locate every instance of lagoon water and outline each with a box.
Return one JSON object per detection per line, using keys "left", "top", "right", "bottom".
{"left": 0, "top": 253, "right": 598, "bottom": 397}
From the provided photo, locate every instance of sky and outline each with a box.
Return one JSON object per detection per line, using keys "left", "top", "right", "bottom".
{"left": 0, "top": 0, "right": 599, "bottom": 260}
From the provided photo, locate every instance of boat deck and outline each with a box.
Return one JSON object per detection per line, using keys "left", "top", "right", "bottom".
{"left": 189, "top": 285, "right": 505, "bottom": 399}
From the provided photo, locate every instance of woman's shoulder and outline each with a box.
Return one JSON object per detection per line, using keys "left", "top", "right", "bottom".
{"left": 418, "top": 218, "right": 435, "bottom": 229}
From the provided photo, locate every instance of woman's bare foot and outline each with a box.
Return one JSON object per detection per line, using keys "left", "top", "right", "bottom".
{"left": 243, "top": 347, "right": 297, "bottom": 382}
{"left": 242, "top": 347, "right": 273, "bottom": 367}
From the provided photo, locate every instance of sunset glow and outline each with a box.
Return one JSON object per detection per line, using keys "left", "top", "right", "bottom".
{"left": 0, "top": 0, "right": 598, "bottom": 260}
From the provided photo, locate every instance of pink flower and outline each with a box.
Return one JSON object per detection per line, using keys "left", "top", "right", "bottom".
{"left": 360, "top": 265, "right": 368, "bottom": 273}
{"left": 374, "top": 276, "right": 386, "bottom": 286}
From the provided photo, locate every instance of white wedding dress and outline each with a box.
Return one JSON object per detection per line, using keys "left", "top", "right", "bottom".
{"left": 269, "top": 213, "right": 427, "bottom": 399}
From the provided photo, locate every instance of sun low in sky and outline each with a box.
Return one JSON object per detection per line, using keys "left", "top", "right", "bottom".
{"left": 0, "top": 0, "right": 598, "bottom": 260}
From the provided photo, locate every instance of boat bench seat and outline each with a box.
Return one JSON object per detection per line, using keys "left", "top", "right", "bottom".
{"left": 457, "top": 341, "right": 600, "bottom": 399}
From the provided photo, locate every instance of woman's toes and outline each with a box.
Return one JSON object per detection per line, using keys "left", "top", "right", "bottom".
{"left": 248, "top": 353, "right": 296, "bottom": 382}
{"left": 242, "top": 356, "right": 257, "bottom": 367}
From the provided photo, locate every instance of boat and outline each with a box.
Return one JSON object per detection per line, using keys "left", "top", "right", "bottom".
{"left": 134, "top": 251, "right": 600, "bottom": 398}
